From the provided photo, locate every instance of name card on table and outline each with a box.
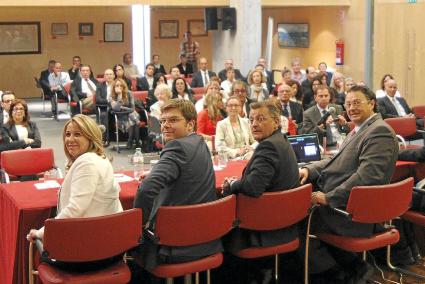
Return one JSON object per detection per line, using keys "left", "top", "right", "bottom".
{"left": 114, "top": 173, "right": 135, "bottom": 183}
{"left": 34, "top": 180, "right": 61, "bottom": 190}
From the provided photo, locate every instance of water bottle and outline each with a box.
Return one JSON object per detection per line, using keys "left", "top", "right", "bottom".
{"left": 217, "top": 146, "right": 228, "bottom": 168}
{"left": 133, "top": 148, "right": 144, "bottom": 180}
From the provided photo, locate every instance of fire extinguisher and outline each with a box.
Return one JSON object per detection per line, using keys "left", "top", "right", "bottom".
{"left": 336, "top": 39, "right": 344, "bottom": 65}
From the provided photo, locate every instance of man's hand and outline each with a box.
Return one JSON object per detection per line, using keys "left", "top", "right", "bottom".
{"left": 299, "top": 168, "right": 309, "bottom": 185}
{"left": 335, "top": 115, "right": 347, "bottom": 126}
{"left": 221, "top": 177, "right": 237, "bottom": 195}
{"left": 311, "top": 191, "right": 328, "bottom": 205}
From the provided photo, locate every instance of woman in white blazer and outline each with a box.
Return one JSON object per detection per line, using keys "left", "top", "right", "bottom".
{"left": 215, "top": 97, "right": 257, "bottom": 159}
{"left": 27, "top": 114, "right": 123, "bottom": 241}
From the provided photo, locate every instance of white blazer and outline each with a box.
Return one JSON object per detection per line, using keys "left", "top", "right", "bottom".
{"left": 215, "top": 116, "right": 257, "bottom": 159}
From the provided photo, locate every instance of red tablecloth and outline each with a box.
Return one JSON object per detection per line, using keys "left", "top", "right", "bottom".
{"left": 0, "top": 161, "right": 247, "bottom": 284}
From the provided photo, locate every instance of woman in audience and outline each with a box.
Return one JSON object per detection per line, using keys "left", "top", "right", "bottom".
{"left": 109, "top": 78, "right": 140, "bottom": 149}
{"left": 318, "top": 71, "right": 329, "bottom": 86}
{"left": 150, "top": 84, "right": 172, "bottom": 120}
{"left": 303, "top": 77, "right": 323, "bottom": 109}
{"left": 197, "top": 86, "right": 224, "bottom": 142}
{"left": 247, "top": 69, "right": 269, "bottom": 102}
{"left": 287, "top": 79, "right": 304, "bottom": 104}
{"left": 172, "top": 77, "right": 195, "bottom": 103}
{"left": 146, "top": 73, "right": 168, "bottom": 110}
{"left": 376, "top": 73, "right": 401, "bottom": 98}
{"left": 215, "top": 96, "right": 256, "bottom": 160}
{"left": 113, "top": 64, "right": 132, "bottom": 91}
{"left": 330, "top": 71, "right": 346, "bottom": 105}
{"left": 221, "top": 68, "right": 236, "bottom": 99}
{"left": 3, "top": 99, "right": 41, "bottom": 149}
{"left": 27, "top": 115, "right": 122, "bottom": 267}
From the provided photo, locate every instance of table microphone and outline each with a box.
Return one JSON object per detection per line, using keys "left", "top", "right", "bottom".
{"left": 317, "top": 106, "right": 336, "bottom": 126}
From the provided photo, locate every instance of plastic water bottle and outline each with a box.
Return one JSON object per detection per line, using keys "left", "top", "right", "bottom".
{"left": 133, "top": 148, "right": 144, "bottom": 180}
{"left": 217, "top": 146, "right": 228, "bottom": 168}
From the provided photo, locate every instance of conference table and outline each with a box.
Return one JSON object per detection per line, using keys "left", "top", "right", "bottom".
{"left": 0, "top": 160, "right": 247, "bottom": 284}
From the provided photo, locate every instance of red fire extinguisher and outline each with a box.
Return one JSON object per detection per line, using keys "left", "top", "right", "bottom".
{"left": 336, "top": 39, "right": 344, "bottom": 65}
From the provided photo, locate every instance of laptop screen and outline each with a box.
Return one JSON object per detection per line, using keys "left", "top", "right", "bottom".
{"left": 287, "top": 134, "right": 321, "bottom": 164}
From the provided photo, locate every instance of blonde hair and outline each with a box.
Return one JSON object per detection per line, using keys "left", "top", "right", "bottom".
{"left": 247, "top": 70, "right": 266, "bottom": 85}
{"left": 154, "top": 84, "right": 172, "bottom": 100}
{"left": 204, "top": 92, "right": 222, "bottom": 122}
{"left": 203, "top": 80, "right": 220, "bottom": 94}
{"left": 63, "top": 114, "right": 105, "bottom": 169}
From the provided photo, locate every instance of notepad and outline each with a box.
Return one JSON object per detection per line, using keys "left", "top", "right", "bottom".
{"left": 34, "top": 180, "right": 61, "bottom": 190}
{"left": 114, "top": 173, "right": 135, "bottom": 183}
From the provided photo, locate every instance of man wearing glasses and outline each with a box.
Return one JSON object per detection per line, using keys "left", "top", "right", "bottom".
{"left": 299, "top": 85, "right": 398, "bottom": 282}
{"left": 133, "top": 99, "right": 221, "bottom": 275}
{"left": 0, "top": 91, "right": 15, "bottom": 125}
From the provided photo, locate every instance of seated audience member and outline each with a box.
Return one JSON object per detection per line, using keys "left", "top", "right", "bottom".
{"left": 172, "top": 77, "right": 195, "bottom": 103}
{"left": 378, "top": 79, "right": 423, "bottom": 128}
{"left": 27, "top": 115, "right": 122, "bottom": 253}
{"left": 330, "top": 71, "right": 346, "bottom": 106}
{"left": 150, "top": 84, "right": 172, "bottom": 120}
{"left": 287, "top": 79, "right": 304, "bottom": 105}
{"left": 318, "top": 71, "right": 330, "bottom": 88}
{"left": 318, "top": 61, "right": 332, "bottom": 86}
{"left": 133, "top": 99, "right": 221, "bottom": 272}
{"left": 39, "top": 59, "right": 56, "bottom": 102}
{"left": 146, "top": 73, "right": 167, "bottom": 109}
{"left": 278, "top": 83, "right": 303, "bottom": 132}
{"left": 221, "top": 100, "right": 299, "bottom": 282}
{"left": 195, "top": 80, "right": 219, "bottom": 113}
{"left": 68, "top": 56, "right": 82, "bottom": 80}
{"left": 167, "top": 66, "right": 181, "bottom": 89}
{"left": 291, "top": 57, "right": 306, "bottom": 83}
{"left": 95, "top": 68, "right": 115, "bottom": 147}
{"left": 247, "top": 69, "right": 269, "bottom": 102}
{"left": 272, "top": 68, "right": 292, "bottom": 96}
{"left": 231, "top": 80, "right": 251, "bottom": 118}
{"left": 301, "top": 66, "right": 317, "bottom": 109}
{"left": 197, "top": 87, "right": 224, "bottom": 142}
{"left": 3, "top": 99, "right": 41, "bottom": 149}
{"left": 344, "top": 77, "right": 356, "bottom": 96}
{"left": 257, "top": 57, "right": 275, "bottom": 93}
{"left": 176, "top": 53, "right": 194, "bottom": 78}
{"left": 301, "top": 85, "right": 349, "bottom": 146}
{"left": 113, "top": 64, "right": 132, "bottom": 91}
{"left": 122, "top": 52, "right": 140, "bottom": 79}
{"left": 215, "top": 96, "right": 256, "bottom": 160}
{"left": 299, "top": 85, "right": 398, "bottom": 282}
{"left": 376, "top": 74, "right": 401, "bottom": 98}
{"left": 218, "top": 59, "right": 244, "bottom": 82}
{"left": 48, "top": 62, "right": 71, "bottom": 119}
{"left": 136, "top": 63, "right": 155, "bottom": 91}
{"left": 70, "top": 65, "right": 99, "bottom": 115}
{"left": 0, "top": 91, "right": 15, "bottom": 125}
{"left": 190, "top": 57, "right": 217, "bottom": 88}
{"left": 303, "top": 76, "right": 323, "bottom": 110}
{"left": 220, "top": 68, "right": 236, "bottom": 99}
{"left": 152, "top": 54, "right": 166, "bottom": 75}
{"left": 109, "top": 78, "right": 140, "bottom": 149}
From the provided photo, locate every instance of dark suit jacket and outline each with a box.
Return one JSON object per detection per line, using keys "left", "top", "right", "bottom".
{"left": 134, "top": 133, "right": 221, "bottom": 270}
{"left": 70, "top": 77, "right": 99, "bottom": 102}
{"left": 2, "top": 121, "right": 42, "bottom": 149}
{"left": 154, "top": 64, "right": 166, "bottom": 75}
{"left": 378, "top": 96, "right": 412, "bottom": 119}
{"left": 218, "top": 68, "right": 244, "bottom": 82}
{"left": 225, "top": 130, "right": 300, "bottom": 252}
{"left": 281, "top": 101, "right": 303, "bottom": 125}
{"left": 399, "top": 147, "right": 425, "bottom": 162}
{"left": 39, "top": 69, "right": 53, "bottom": 98}
{"left": 301, "top": 79, "right": 314, "bottom": 110}
{"left": 136, "top": 76, "right": 154, "bottom": 91}
{"left": 176, "top": 63, "right": 194, "bottom": 78}
{"left": 190, "top": 70, "right": 217, "bottom": 88}
{"left": 305, "top": 114, "right": 398, "bottom": 237}
{"left": 95, "top": 81, "right": 109, "bottom": 106}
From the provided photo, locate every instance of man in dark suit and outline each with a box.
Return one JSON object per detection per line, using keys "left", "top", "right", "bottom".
{"left": 39, "top": 60, "right": 56, "bottom": 102}
{"left": 68, "top": 56, "right": 81, "bottom": 80}
{"left": 152, "top": 54, "right": 166, "bottom": 75}
{"left": 378, "top": 79, "right": 423, "bottom": 128}
{"left": 218, "top": 59, "right": 244, "bottom": 82}
{"left": 301, "top": 85, "right": 349, "bottom": 145}
{"left": 301, "top": 66, "right": 317, "bottom": 109}
{"left": 0, "top": 91, "right": 15, "bottom": 126}
{"left": 176, "top": 54, "right": 194, "bottom": 78}
{"left": 95, "top": 69, "right": 115, "bottom": 147}
{"left": 190, "top": 57, "right": 216, "bottom": 88}
{"left": 70, "top": 65, "right": 98, "bottom": 116}
{"left": 136, "top": 63, "right": 155, "bottom": 91}
{"left": 299, "top": 85, "right": 398, "bottom": 282}
{"left": 257, "top": 57, "right": 274, "bottom": 93}
{"left": 133, "top": 99, "right": 221, "bottom": 272}
{"left": 277, "top": 83, "right": 303, "bottom": 131}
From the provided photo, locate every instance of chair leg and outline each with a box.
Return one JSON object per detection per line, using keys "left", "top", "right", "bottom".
{"left": 274, "top": 254, "right": 279, "bottom": 283}
{"left": 195, "top": 272, "right": 199, "bottom": 284}
{"left": 115, "top": 114, "right": 120, "bottom": 153}
{"left": 28, "top": 242, "right": 38, "bottom": 284}
{"left": 184, "top": 274, "right": 192, "bottom": 284}
{"left": 304, "top": 205, "right": 319, "bottom": 284}
{"left": 207, "top": 270, "right": 211, "bottom": 284}
{"left": 386, "top": 244, "right": 425, "bottom": 280}
{"left": 362, "top": 251, "right": 367, "bottom": 261}
{"left": 166, "top": 278, "right": 174, "bottom": 284}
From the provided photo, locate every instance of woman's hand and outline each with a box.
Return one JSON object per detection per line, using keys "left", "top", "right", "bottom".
{"left": 26, "top": 229, "right": 43, "bottom": 242}
{"left": 24, "top": 138, "right": 34, "bottom": 145}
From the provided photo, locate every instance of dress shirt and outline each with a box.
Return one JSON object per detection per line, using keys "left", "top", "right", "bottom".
{"left": 3, "top": 110, "right": 9, "bottom": 125}
{"left": 387, "top": 95, "right": 406, "bottom": 116}
{"left": 82, "top": 78, "right": 97, "bottom": 98}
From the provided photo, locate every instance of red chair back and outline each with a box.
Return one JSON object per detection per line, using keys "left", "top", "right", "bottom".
{"left": 155, "top": 195, "right": 236, "bottom": 246}
{"left": 132, "top": 91, "right": 148, "bottom": 104}
{"left": 346, "top": 178, "right": 413, "bottom": 223}
{"left": 384, "top": 117, "right": 417, "bottom": 137}
{"left": 131, "top": 78, "right": 137, "bottom": 91}
{"left": 1, "top": 148, "right": 55, "bottom": 176}
{"left": 43, "top": 209, "right": 142, "bottom": 262}
{"left": 413, "top": 105, "right": 425, "bottom": 119}
{"left": 237, "top": 184, "right": 312, "bottom": 231}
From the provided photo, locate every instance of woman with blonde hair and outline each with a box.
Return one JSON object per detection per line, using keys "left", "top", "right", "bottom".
{"left": 27, "top": 114, "right": 122, "bottom": 242}
{"left": 150, "top": 84, "right": 172, "bottom": 120}
{"left": 197, "top": 83, "right": 224, "bottom": 141}
{"left": 247, "top": 69, "right": 269, "bottom": 102}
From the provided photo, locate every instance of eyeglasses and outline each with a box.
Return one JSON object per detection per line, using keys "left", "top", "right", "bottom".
{"left": 233, "top": 89, "right": 247, "bottom": 94}
{"left": 227, "top": 104, "right": 241, "bottom": 108}
{"left": 13, "top": 107, "right": 25, "bottom": 112}
{"left": 249, "top": 116, "right": 270, "bottom": 124}
{"left": 159, "top": 117, "right": 185, "bottom": 125}
{"left": 344, "top": 100, "right": 369, "bottom": 109}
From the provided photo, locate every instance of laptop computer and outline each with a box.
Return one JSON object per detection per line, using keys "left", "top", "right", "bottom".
{"left": 287, "top": 134, "right": 321, "bottom": 166}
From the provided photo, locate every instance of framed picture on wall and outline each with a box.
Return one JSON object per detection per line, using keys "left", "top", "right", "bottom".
{"left": 277, "top": 23, "right": 309, "bottom": 48}
{"left": 0, "top": 22, "right": 41, "bottom": 55}
{"left": 104, "top": 22, "right": 124, "bottom": 42}
{"left": 51, "top": 23, "right": 68, "bottom": 36}
{"left": 79, "top": 23, "right": 93, "bottom": 36}
{"left": 187, "top": 20, "right": 207, "bottom": 37}
{"left": 159, "top": 20, "right": 179, "bottom": 39}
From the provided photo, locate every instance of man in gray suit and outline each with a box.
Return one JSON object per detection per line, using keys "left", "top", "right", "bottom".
{"left": 299, "top": 85, "right": 398, "bottom": 282}
{"left": 133, "top": 99, "right": 221, "bottom": 273}
{"left": 301, "top": 85, "right": 349, "bottom": 145}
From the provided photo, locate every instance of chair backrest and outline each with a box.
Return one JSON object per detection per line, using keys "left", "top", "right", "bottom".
{"left": 346, "top": 177, "right": 413, "bottom": 223}
{"left": 1, "top": 148, "right": 55, "bottom": 176}
{"left": 413, "top": 105, "right": 425, "bottom": 119}
{"left": 131, "top": 78, "right": 137, "bottom": 91}
{"left": 155, "top": 195, "right": 236, "bottom": 246}
{"left": 43, "top": 208, "right": 142, "bottom": 262}
{"left": 132, "top": 91, "right": 148, "bottom": 104}
{"left": 384, "top": 117, "right": 417, "bottom": 137}
{"left": 237, "top": 184, "right": 312, "bottom": 231}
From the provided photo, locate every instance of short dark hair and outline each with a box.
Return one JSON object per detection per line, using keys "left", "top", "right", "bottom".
{"left": 161, "top": 99, "right": 197, "bottom": 129}
{"left": 122, "top": 53, "right": 131, "bottom": 61}
{"left": 72, "top": 56, "right": 81, "bottom": 60}
{"left": 152, "top": 54, "right": 159, "bottom": 59}
{"left": 315, "top": 84, "right": 331, "bottom": 95}
{"left": 347, "top": 85, "right": 377, "bottom": 112}
{"left": 380, "top": 74, "right": 394, "bottom": 90}
{"left": 145, "top": 63, "right": 155, "bottom": 70}
{"left": 250, "top": 100, "right": 281, "bottom": 120}
{"left": 2, "top": 91, "right": 15, "bottom": 102}
{"left": 48, "top": 59, "right": 56, "bottom": 65}
{"left": 8, "top": 99, "right": 30, "bottom": 127}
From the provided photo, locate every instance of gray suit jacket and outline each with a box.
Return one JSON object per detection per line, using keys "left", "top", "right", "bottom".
{"left": 305, "top": 114, "right": 398, "bottom": 237}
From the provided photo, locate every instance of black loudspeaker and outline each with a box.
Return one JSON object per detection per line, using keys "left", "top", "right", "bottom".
{"left": 222, "top": 7, "right": 236, "bottom": 30}
{"left": 205, "top": 8, "right": 218, "bottom": 30}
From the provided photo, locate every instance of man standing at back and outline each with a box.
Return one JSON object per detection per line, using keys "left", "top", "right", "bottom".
{"left": 180, "top": 31, "right": 200, "bottom": 72}
{"left": 133, "top": 99, "right": 221, "bottom": 273}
